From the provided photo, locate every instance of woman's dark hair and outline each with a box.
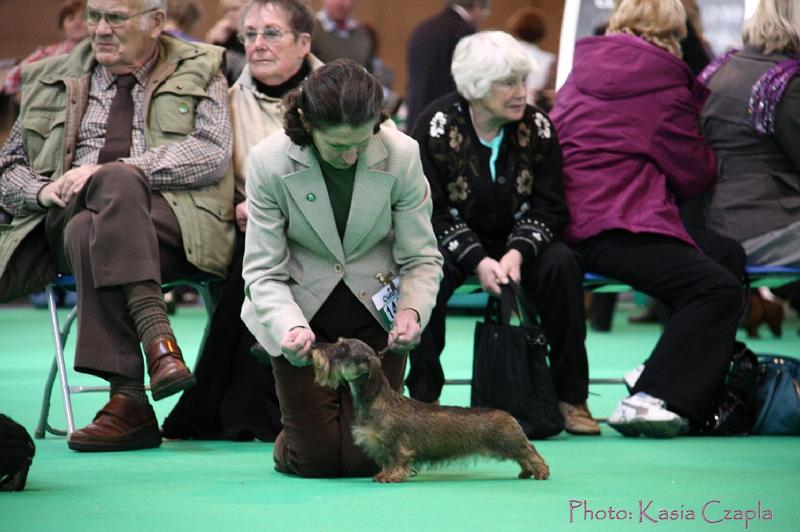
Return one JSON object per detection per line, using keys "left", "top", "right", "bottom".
{"left": 59, "top": 0, "right": 84, "bottom": 29}
{"left": 283, "top": 59, "right": 388, "bottom": 147}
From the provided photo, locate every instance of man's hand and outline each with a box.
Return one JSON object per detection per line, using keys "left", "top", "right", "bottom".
{"left": 387, "top": 308, "right": 421, "bottom": 352}
{"left": 235, "top": 200, "right": 248, "bottom": 233}
{"left": 38, "top": 165, "right": 102, "bottom": 208}
{"left": 37, "top": 181, "right": 67, "bottom": 208}
{"left": 280, "top": 326, "right": 314, "bottom": 367}
{"left": 56, "top": 164, "right": 101, "bottom": 204}
{"left": 475, "top": 257, "right": 508, "bottom": 297}
{"left": 498, "top": 249, "right": 523, "bottom": 285}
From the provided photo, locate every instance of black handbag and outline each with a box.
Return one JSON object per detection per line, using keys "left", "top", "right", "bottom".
{"left": 470, "top": 280, "right": 564, "bottom": 439}
{"left": 690, "top": 341, "right": 759, "bottom": 436}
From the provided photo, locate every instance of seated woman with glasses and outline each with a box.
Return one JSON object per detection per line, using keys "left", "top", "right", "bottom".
{"left": 408, "top": 31, "right": 601, "bottom": 436}
{"left": 163, "top": 0, "right": 322, "bottom": 442}
{"left": 241, "top": 59, "right": 443, "bottom": 477}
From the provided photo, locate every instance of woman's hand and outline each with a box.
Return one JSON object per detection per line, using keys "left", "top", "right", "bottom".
{"left": 235, "top": 200, "right": 248, "bottom": 233}
{"left": 475, "top": 257, "right": 508, "bottom": 297}
{"left": 280, "top": 326, "right": 315, "bottom": 367}
{"left": 499, "top": 249, "right": 523, "bottom": 285}
{"left": 387, "top": 308, "right": 422, "bottom": 352}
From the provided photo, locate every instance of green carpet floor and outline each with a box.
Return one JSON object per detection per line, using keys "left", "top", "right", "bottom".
{"left": 1, "top": 303, "right": 799, "bottom": 531}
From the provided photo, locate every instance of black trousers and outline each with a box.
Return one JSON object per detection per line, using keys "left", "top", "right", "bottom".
{"left": 407, "top": 242, "right": 590, "bottom": 405}
{"left": 572, "top": 230, "right": 746, "bottom": 421}
{"left": 162, "top": 230, "right": 282, "bottom": 441}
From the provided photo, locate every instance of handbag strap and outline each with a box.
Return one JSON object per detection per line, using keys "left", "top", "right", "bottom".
{"left": 504, "top": 280, "right": 541, "bottom": 328}
{"left": 484, "top": 280, "right": 540, "bottom": 327}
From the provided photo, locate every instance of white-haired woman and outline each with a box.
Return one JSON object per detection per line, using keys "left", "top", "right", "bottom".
{"left": 408, "top": 31, "right": 600, "bottom": 436}
{"left": 700, "top": 0, "right": 800, "bottom": 270}
{"left": 550, "top": 0, "right": 746, "bottom": 438}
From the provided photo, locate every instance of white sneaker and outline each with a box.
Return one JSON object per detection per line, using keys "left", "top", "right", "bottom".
{"left": 607, "top": 392, "right": 688, "bottom": 438}
{"left": 623, "top": 364, "right": 645, "bottom": 392}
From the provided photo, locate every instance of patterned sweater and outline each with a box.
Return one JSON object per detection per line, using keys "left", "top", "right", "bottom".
{"left": 411, "top": 93, "right": 569, "bottom": 274}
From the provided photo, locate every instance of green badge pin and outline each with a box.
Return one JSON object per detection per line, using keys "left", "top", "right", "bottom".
{"left": 306, "top": 192, "right": 317, "bottom": 201}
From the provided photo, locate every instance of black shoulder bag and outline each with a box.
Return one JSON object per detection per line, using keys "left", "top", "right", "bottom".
{"left": 470, "top": 280, "right": 564, "bottom": 439}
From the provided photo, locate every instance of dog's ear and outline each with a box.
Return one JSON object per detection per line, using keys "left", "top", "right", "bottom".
{"left": 355, "top": 356, "right": 386, "bottom": 401}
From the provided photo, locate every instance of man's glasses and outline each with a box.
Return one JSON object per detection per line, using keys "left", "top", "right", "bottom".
{"left": 85, "top": 8, "right": 158, "bottom": 28}
{"left": 238, "top": 27, "right": 296, "bottom": 45}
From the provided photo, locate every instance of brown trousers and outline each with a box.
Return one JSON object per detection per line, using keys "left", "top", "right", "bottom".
{"left": 0, "top": 163, "right": 195, "bottom": 380}
{"left": 272, "top": 282, "right": 406, "bottom": 478}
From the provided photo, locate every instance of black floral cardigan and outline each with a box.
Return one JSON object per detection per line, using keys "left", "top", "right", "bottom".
{"left": 411, "top": 93, "right": 569, "bottom": 275}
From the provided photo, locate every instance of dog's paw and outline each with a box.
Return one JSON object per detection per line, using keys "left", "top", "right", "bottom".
{"left": 373, "top": 469, "right": 408, "bottom": 483}
{"left": 533, "top": 463, "right": 550, "bottom": 480}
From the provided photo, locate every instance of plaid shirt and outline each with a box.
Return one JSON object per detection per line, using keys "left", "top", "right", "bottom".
{"left": 0, "top": 48, "right": 231, "bottom": 216}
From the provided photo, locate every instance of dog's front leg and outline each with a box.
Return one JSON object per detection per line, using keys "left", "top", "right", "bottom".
{"left": 373, "top": 462, "right": 411, "bottom": 483}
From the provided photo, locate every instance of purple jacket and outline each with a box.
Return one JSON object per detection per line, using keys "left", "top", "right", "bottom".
{"left": 550, "top": 34, "right": 715, "bottom": 247}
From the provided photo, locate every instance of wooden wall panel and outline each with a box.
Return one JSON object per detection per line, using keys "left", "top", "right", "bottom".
{"left": 0, "top": 0, "right": 565, "bottom": 98}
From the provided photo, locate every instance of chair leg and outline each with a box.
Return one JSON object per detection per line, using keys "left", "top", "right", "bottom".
{"left": 193, "top": 281, "right": 217, "bottom": 361}
{"left": 43, "top": 283, "right": 78, "bottom": 436}
{"left": 35, "top": 357, "right": 59, "bottom": 439}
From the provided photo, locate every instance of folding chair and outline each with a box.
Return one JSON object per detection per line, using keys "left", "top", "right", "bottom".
{"left": 34, "top": 273, "right": 222, "bottom": 439}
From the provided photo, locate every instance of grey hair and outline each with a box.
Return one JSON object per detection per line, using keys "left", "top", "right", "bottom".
{"left": 141, "top": 0, "right": 168, "bottom": 10}
{"left": 742, "top": 0, "right": 800, "bottom": 54}
{"left": 451, "top": 31, "right": 532, "bottom": 101}
{"left": 137, "top": 0, "right": 168, "bottom": 31}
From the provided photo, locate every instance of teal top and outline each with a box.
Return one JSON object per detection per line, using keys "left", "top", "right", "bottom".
{"left": 478, "top": 128, "right": 505, "bottom": 182}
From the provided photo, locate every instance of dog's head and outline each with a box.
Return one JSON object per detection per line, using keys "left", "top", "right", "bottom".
{"left": 310, "top": 338, "right": 382, "bottom": 388}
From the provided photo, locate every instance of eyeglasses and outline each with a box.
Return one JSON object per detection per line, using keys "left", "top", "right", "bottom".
{"left": 85, "top": 8, "right": 158, "bottom": 28}
{"left": 238, "top": 27, "right": 296, "bottom": 45}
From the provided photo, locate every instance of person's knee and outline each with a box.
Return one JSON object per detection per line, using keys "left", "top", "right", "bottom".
{"left": 527, "top": 242, "right": 582, "bottom": 283}
{"left": 280, "top": 440, "right": 343, "bottom": 478}
{"left": 87, "top": 163, "right": 149, "bottom": 198}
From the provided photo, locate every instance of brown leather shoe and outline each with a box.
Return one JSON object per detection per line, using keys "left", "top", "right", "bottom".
{"left": 67, "top": 395, "right": 161, "bottom": 452}
{"left": 145, "top": 337, "right": 196, "bottom": 401}
{"left": 559, "top": 401, "right": 602, "bottom": 435}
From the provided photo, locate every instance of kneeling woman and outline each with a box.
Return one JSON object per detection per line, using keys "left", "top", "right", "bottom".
{"left": 241, "top": 60, "right": 443, "bottom": 477}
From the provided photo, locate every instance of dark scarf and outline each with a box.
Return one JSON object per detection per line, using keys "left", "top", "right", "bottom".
{"left": 253, "top": 59, "right": 312, "bottom": 99}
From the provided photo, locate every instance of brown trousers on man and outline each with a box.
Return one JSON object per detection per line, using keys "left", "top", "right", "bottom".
{"left": 0, "top": 163, "right": 195, "bottom": 380}
{"left": 272, "top": 282, "right": 406, "bottom": 478}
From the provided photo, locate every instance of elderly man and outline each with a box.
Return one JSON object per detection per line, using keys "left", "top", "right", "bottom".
{"left": 310, "top": 0, "right": 373, "bottom": 70}
{"left": 0, "top": 0, "right": 233, "bottom": 452}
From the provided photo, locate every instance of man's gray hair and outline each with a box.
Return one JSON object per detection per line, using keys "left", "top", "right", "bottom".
{"left": 141, "top": 0, "right": 168, "bottom": 12}
{"left": 451, "top": 31, "right": 531, "bottom": 101}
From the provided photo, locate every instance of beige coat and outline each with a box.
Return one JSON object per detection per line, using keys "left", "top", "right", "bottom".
{"left": 241, "top": 127, "right": 443, "bottom": 357}
{"left": 228, "top": 57, "right": 323, "bottom": 203}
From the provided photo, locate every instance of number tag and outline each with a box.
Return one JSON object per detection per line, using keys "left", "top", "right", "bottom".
{"left": 372, "top": 276, "right": 400, "bottom": 329}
